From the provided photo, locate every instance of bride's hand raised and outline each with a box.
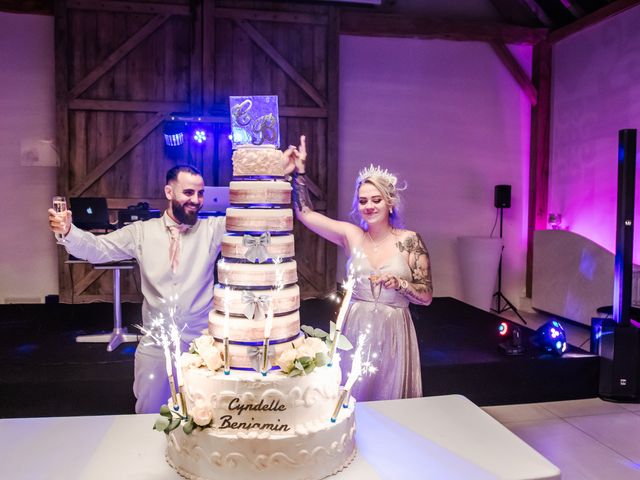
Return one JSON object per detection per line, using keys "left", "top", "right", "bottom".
{"left": 380, "top": 274, "right": 401, "bottom": 290}
{"left": 283, "top": 135, "right": 307, "bottom": 175}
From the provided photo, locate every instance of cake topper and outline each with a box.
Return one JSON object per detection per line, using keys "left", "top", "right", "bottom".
{"left": 356, "top": 164, "right": 398, "bottom": 187}
{"left": 229, "top": 96, "right": 280, "bottom": 149}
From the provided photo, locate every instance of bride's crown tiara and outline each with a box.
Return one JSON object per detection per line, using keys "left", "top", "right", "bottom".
{"left": 357, "top": 164, "right": 397, "bottom": 186}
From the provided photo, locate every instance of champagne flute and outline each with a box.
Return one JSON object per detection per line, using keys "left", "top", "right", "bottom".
{"left": 52, "top": 195, "right": 67, "bottom": 243}
{"left": 369, "top": 270, "right": 382, "bottom": 312}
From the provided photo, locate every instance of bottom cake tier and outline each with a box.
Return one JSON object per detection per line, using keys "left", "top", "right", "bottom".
{"left": 166, "top": 404, "right": 356, "bottom": 480}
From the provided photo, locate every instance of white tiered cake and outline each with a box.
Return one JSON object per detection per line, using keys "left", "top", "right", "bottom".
{"left": 163, "top": 145, "right": 357, "bottom": 480}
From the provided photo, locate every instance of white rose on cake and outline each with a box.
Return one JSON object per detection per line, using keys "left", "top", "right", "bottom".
{"left": 194, "top": 334, "right": 215, "bottom": 353}
{"left": 191, "top": 399, "right": 213, "bottom": 427}
{"left": 305, "top": 337, "right": 329, "bottom": 355}
{"left": 200, "top": 346, "right": 223, "bottom": 372}
{"left": 295, "top": 343, "right": 315, "bottom": 360}
{"left": 276, "top": 348, "right": 298, "bottom": 373}
{"left": 181, "top": 352, "right": 204, "bottom": 370}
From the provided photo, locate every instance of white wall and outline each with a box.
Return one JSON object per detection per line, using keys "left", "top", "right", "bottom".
{"left": 0, "top": 13, "right": 58, "bottom": 303}
{"left": 338, "top": 35, "right": 532, "bottom": 305}
{"left": 549, "top": 6, "right": 640, "bottom": 262}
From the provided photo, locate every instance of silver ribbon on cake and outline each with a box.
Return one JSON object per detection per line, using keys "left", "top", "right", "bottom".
{"left": 247, "top": 344, "right": 275, "bottom": 373}
{"left": 241, "top": 291, "right": 271, "bottom": 321}
{"left": 243, "top": 232, "right": 271, "bottom": 263}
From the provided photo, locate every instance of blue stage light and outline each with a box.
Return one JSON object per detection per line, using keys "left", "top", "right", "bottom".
{"left": 193, "top": 129, "right": 207, "bottom": 144}
{"left": 163, "top": 120, "right": 185, "bottom": 147}
{"left": 532, "top": 320, "right": 568, "bottom": 355}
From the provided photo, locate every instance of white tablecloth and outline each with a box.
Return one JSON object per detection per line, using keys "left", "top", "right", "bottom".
{"left": 0, "top": 394, "right": 560, "bottom": 480}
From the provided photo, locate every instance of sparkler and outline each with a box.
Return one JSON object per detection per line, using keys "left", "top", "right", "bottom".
{"left": 223, "top": 282, "right": 231, "bottom": 375}
{"left": 329, "top": 253, "right": 359, "bottom": 366}
{"left": 331, "top": 333, "right": 365, "bottom": 422}
{"left": 262, "top": 257, "right": 285, "bottom": 375}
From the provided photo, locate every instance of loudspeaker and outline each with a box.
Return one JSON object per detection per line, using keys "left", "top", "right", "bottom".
{"left": 599, "top": 128, "right": 640, "bottom": 402}
{"left": 595, "top": 318, "right": 640, "bottom": 401}
{"left": 494, "top": 185, "right": 511, "bottom": 208}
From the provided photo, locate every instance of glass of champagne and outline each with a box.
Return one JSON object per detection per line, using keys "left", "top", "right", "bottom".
{"left": 369, "top": 270, "right": 382, "bottom": 312}
{"left": 52, "top": 196, "right": 67, "bottom": 243}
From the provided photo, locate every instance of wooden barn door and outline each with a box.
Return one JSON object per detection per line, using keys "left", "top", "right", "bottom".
{"left": 55, "top": 0, "right": 338, "bottom": 303}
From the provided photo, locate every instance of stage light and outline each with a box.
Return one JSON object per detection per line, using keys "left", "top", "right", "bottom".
{"left": 193, "top": 129, "right": 207, "bottom": 144}
{"left": 532, "top": 320, "right": 567, "bottom": 356}
{"left": 498, "top": 321, "right": 509, "bottom": 336}
{"left": 163, "top": 121, "right": 185, "bottom": 147}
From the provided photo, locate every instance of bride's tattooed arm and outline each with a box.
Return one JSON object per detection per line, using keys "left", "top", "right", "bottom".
{"left": 396, "top": 233, "right": 433, "bottom": 305}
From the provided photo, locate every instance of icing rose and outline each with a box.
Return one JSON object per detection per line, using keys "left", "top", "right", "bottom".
{"left": 200, "top": 346, "right": 223, "bottom": 372}
{"left": 181, "top": 352, "right": 204, "bottom": 370}
{"left": 295, "top": 343, "right": 315, "bottom": 360}
{"left": 194, "top": 334, "right": 215, "bottom": 353}
{"left": 191, "top": 399, "right": 213, "bottom": 427}
{"left": 305, "top": 337, "right": 328, "bottom": 356}
{"left": 276, "top": 348, "right": 298, "bottom": 373}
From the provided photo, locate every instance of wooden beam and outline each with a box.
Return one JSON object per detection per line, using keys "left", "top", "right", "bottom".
{"left": 106, "top": 198, "right": 166, "bottom": 210}
{"left": 67, "top": 0, "right": 189, "bottom": 15}
{"left": 518, "top": 0, "right": 554, "bottom": 27}
{"left": 488, "top": 0, "right": 545, "bottom": 27}
{"left": 339, "top": 10, "right": 548, "bottom": 45}
{"left": 234, "top": 19, "right": 327, "bottom": 108}
{"left": 558, "top": 0, "right": 585, "bottom": 18}
{"left": 73, "top": 268, "right": 107, "bottom": 296}
{"left": 489, "top": 41, "right": 538, "bottom": 105}
{"left": 55, "top": 0, "right": 72, "bottom": 303}
{"left": 68, "top": 99, "right": 190, "bottom": 112}
{"left": 280, "top": 106, "right": 327, "bottom": 118}
{"left": 0, "top": 0, "right": 53, "bottom": 15}
{"left": 69, "top": 112, "right": 165, "bottom": 197}
{"left": 69, "top": 14, "right": 170, "bottom": 99}
{"left": 215, "top": 7, "right": 327, "bottom": 25}
{"left": 526, "top": 40, "right": 552, "bottom": 297}
{"left": 548, "top": 0, "right": 640, "bottom": 44}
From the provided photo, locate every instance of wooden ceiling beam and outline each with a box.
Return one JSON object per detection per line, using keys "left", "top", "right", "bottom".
{"left": 340, "top": 10, "right": 548, "bottom": 45}
{"left": 518, "top": 0, "right": 554, "bottom": 27}
{"left": 549, "top": 0, "right": 640, "bottom": 44}
{"left": 558, "top": 0, "right": 586, "bottom": 18}
{"left": 488, "top": 0, "right": 544, "bottom": 27}
{"left": 0, "top": 0, "right": 53, "bottom": 15}
{"left": 489, "top": 41, "right": 538, "bottom": 105}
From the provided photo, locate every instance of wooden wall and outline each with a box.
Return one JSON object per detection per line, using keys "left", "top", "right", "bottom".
{"left": 55, "top": 0, "right": 339, "bottom": 302}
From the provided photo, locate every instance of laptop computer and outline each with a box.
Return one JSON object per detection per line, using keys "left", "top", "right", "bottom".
{"left": 201, "top": 186, "right": 230, "bottom": 214}
{"left": 70, "top": 197, "right": 114, "bottom": 231}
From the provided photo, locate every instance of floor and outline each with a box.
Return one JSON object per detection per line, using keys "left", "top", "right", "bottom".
{"left": 483, "top": 398, "right": 640, "bottom": 480}
{"left": 488, "top": 307, "right": 640, "bottom": 479}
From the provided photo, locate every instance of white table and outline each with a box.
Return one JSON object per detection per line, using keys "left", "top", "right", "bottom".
{"left": 0, "top": 395, "right": 560, "bottom": 480}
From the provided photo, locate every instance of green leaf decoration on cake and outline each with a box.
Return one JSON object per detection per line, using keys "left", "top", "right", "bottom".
{"left": 183, "top": 416, "right": 196, "bottom": 435}
{"left": 154, "top": 416, "right": 171, "bottom": 432}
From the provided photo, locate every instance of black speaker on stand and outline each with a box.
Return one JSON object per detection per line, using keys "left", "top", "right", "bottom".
{"left": 491, "top": 185, "right": 527, "bottom": 324}
{"left": 597, "top": 128, "right": 640, "bottom": 402}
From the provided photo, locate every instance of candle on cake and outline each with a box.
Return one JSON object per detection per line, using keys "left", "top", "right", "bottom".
{"left": 331, "top": 334, "right": 364, "bottom": 422}
{"left": 328, "top": 271, "right": 355, "bottom": 366}
{"left": 223, "top": 284, "right": 231, "bottom": 375}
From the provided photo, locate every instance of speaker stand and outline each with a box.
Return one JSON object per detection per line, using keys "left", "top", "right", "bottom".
{"left": 491, "top": 207, "right": 527, "bottom": 325}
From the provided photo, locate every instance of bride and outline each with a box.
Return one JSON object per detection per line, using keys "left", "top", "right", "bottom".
{"left": 284, "top": 136, "right": 432, "bottom": 401}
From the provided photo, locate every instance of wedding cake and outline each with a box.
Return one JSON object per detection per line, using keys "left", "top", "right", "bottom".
{"left": 160, "top": 97, "right": 356, "bottom": 480}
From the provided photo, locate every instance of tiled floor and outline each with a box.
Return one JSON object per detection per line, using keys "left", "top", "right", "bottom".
{"left": 483, "top": 398, "right": 640, "bottom": 479}
{"left": 486, "top": 308, "right": 640, "bottom": 478}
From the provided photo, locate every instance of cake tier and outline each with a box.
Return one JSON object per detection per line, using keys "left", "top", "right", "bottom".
{"left": 180, "top": 363, "right": 343, "bottom": 433}
{"left": 166, "top": 403, "right": 355, "bottom": 480}
{"left": 230, "top": 180, "right": 292, "bottom": 206}
{"left": 213, "top": 284, "right": 300, "bottom": 317}
{"left": 232, "top": 145, "right": 285, "bottom": 178}
{"left": 217, "top": 260, "right": 298, "bottom": 288}
{"left": 213, "top": 332, "right": 305, "bottom": 370}
{"left": 226, "top": 208, "right": 293, "bottom": 234}
{"left": 209, "top": 310, "right": 300, "bottom": 344}
{"left": 221, "top": 233, "right": 295, "bottom": 262}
